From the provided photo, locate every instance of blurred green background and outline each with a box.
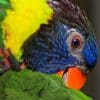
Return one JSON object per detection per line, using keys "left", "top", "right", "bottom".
{"left": 78, "top": 0, "right": 100, "bottom": 100}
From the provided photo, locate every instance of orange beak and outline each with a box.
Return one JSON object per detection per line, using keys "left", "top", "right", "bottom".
{"left": 57, "top": 67, "right": 87, "bottom": 90}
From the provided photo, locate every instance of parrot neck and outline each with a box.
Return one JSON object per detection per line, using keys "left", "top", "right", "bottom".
{"left": 2, "top": 0, "right": 53, "bottom": 60}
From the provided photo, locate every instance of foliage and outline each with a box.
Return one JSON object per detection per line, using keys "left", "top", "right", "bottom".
{"left": 0, "top": 0, "right": 11, "bottom": 48}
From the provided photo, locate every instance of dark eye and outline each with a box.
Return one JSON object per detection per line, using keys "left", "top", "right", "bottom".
{"left": 71, "top": 36, "right": 82, "bottom": 49}
{"left": 66, "top": 29, "right": 84, "bottom": 51}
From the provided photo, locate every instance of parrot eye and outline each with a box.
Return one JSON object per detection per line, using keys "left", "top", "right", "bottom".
{"left": 66, "top": 29, "right": 84, "bottom": 51}
{"left": 71, "top": 36, "right": 82, "bottom": 49}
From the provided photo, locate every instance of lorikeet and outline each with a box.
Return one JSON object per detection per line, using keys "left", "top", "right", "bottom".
{"left": 0, "top": 0, "right": 98, "bottom": 90}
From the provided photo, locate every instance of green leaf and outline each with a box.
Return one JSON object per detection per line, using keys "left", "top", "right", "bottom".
{"left": 0, "top": 27, "right": 4, "bottom": 47}
{"left": 0, "top": 0, "right": 11, "bottom": 47}
{"left": 0, "top": 9, "right": 6, "bottom": 21}
{"left": 0, "top": 0, "right": 11, "bottom": 9}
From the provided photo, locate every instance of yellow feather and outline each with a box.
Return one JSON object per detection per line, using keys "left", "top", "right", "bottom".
{"left": 2, "top": 0, "right": 53, "bottom": 60}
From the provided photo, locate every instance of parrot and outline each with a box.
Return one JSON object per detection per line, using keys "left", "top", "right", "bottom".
{"left": 0, "top": 0, "right": 98, "bottom": 90}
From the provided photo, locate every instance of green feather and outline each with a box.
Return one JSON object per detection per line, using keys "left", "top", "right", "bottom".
{"left": 0, "top": 0, "right": 11, "bottom": 48}
{"left": 0, "top": 69, "right": 92, "bottom": 100}
{"left": 0, "top": 27, "right": 4, "bottom": 47}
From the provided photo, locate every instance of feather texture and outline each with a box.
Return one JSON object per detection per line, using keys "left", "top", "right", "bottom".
{"left": 22, "top": 0, "right": 98, "bottom": 74}
{"left": 48, "top": 0, "right": 94, "bottom": 34}
{"left": 2, "top": 0, "right": 53, "bottom": 60}
{"left": 23, "top": 19, "right": 78, "bottom": 73}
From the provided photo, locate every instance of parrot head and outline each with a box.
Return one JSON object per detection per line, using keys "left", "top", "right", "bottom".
{"left": 22, "top": 0, "right": 98, "bottom": 90}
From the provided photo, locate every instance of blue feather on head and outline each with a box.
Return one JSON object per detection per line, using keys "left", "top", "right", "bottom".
{"left": 22, "top": 0, "right": 98, "bottom": 89}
